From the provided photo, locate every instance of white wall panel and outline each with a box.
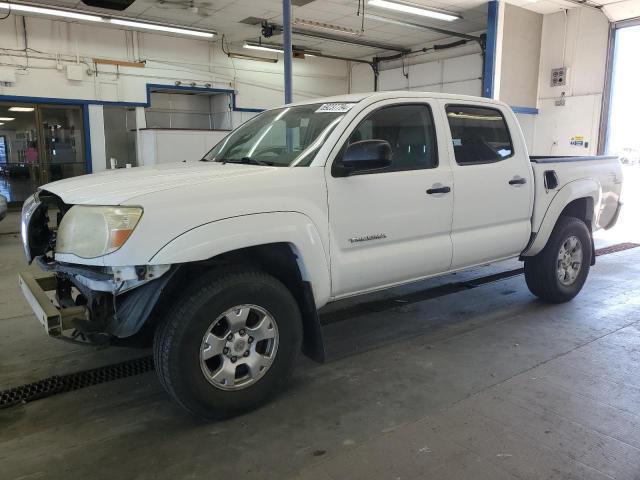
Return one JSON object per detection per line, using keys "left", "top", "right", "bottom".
{"left": 530, "top": 8, "right": 609, "bottom": 155}
{"left": 408, "top": 61, "right": 442, "bottom": 89}
{"left": 533, "top": 95, "right": 601, "bottom": 156}
{"left": 514, "top": 113, "right": 536, "bottom": 153}
{"left": 442, "top": 54, "right": 483, "bottom": 84}
{"left": 378, "top": 53, "right": 483, "bottom": 96}
{"left": 140, "top": 129, "right": 229, "bottom": 166}
{"left": 0, "top": 16, "right": 349, "bottom": 110}
{"left": 499, "top": 4, "right": 542, "bottom": 108}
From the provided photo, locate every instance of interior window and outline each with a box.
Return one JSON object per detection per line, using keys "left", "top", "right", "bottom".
{"left": 446, "top": 105, "right": 514, "bottom": 165}
{"left": 346, "top": 104, "right": 438, "bottom": 171}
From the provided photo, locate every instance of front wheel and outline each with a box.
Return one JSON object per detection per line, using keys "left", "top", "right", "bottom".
{"left": 153, "top": 269, "right": 302, "bottom": 420}
{"left": 524, "top": 216, "right": 592, "bottom": 303}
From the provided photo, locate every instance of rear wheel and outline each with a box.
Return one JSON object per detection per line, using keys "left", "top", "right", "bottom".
{"left": 524, "top": 216, "right": 592, "bottom": 303}
{"left": 153, "top": 269, "right": 302, "bottom": 420}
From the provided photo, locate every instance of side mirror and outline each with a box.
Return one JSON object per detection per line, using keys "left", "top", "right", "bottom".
{"left": 335, "top": 139, "right": 392, "bottom": 176}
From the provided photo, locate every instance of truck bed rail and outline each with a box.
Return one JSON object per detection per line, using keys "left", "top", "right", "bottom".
{"left": 530, "top": 155, "right": 618, "bottom": 164}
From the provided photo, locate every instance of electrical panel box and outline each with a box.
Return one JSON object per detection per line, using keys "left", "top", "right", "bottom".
{"left": 551, "top": 67, "right": 568, "bottom": 87}
{"left": 66, "top": 64, "right": 84, "bottom": 81}
{"left": 0, "top": 68, "right": 16, "bottom": 84}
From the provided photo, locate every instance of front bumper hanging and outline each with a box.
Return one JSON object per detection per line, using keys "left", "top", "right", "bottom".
{"left": 18, "top": 272, "right": 89, "bottom": 337}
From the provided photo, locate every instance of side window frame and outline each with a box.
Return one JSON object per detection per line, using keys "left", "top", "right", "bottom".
{"left": 332, "top": 103, "right": 439, "bottom": 177}
{"left": 445, "top": 104, "right": 515, "bottom": 166}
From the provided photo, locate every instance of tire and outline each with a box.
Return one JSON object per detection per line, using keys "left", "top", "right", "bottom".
{"left": 153, "top": 269, "right": 302, "bottom": 420}
{"left": 524, "top": 216, "right": 592, "bottom": 303}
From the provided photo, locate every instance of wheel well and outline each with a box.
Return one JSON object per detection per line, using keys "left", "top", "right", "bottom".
{"left": 560, "top": 197, "right": 594, "bottom": 231}
{"left": 142, "top": 243, "right": 325, "bottom": 362}
{"left": 558, "top": 197, "right": 596, "bottom": 266}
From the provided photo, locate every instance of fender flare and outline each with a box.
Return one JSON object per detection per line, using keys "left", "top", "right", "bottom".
{"left": 149, "top": 211, "right": 331, "bottom": 308}
{"left": 523, "top": 179, "right": 601, "bottom": 257}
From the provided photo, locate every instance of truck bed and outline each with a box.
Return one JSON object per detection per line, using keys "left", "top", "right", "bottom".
{"left": 529, "top": 155, "right": 622, "bottom": 236}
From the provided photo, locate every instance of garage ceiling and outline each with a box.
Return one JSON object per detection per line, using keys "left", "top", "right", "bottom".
{"left": 24, "top": 0, "right": 489, "bottom": 57}
{"left": 14, "top": 0, "right": 639, "bottom": 58}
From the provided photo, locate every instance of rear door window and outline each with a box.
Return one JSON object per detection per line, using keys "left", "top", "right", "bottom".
{"left": 446, "top": 105, "right": 514, "bottom": 165}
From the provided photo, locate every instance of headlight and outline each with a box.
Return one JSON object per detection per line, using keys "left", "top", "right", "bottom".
{"left": 56, "top": 206, "right": 143, "bottom": 258}
{"left": 21, "top": 193, "right": 41, "bottom": 263}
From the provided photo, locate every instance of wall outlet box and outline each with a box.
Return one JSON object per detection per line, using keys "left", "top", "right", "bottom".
{"left": 66, "top": 64, "right": 84, "bottom": 81}
{"left": 551, "top": 67, "right": 568, "bottom": 87}
{"left": 0, "top": 67, "right": 16, "bottom": 84}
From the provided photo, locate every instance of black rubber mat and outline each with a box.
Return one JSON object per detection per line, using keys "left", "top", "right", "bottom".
{"left": 0, "top": 356, "right": 154, "bottom": 409}
{"left": 595, "top": 242, "right": 640, "bottom": 256}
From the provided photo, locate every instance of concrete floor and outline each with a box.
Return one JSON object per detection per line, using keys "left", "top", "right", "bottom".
{"left": 1, "top": 195, "right": 640, "bottom": 479}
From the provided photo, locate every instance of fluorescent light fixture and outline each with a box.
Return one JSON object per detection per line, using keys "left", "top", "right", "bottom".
{"left": 110, "top": 19, "right": 214, "bottom": 38}
{"left": 0, "top": 2, "right": 103, "bottom": 21}
{"left": 228, "top": 52, "right": 278, "bottom": 63}
{"left": 243, "top": 41, "right": 320, "bottom": 57}
{"left": 0, "top": 117, "right": 15, "bottom": 121}
{"left": 0, "top": 123, "right": 4, "bottom": 126}
{"left": 293, "top": 18, "right": 360, "bottom": 35}
{"left": 243, "top": 41, "right": 283, "bottom": 53}
{"left": 9, "top": 106, "right": 34, "bottom": 112}
{"left": 368, "top": 0, "right": 461, "bottom": 22}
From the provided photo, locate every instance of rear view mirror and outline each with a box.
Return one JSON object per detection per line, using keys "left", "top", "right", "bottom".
{"left": 335, "top": 140, "right": 392, "bottom": 176}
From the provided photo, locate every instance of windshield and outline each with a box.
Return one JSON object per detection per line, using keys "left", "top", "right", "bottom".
{"left": 202, "top": 103, "right": 353, "bottom": 167}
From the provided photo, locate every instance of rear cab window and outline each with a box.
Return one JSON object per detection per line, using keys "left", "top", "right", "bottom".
{"left": 445, "top": 105, "right": 514, "bottom": 165}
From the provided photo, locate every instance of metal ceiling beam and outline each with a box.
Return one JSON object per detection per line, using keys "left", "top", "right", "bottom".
{"left": 365, "top": 14, "right": 481, "bottom": 42}
{"left": 561, "top": 0, "right": 603, "bottom": 11}
{"left": 287, "top": 26, "right": 410, "bottom": 53}
{"left": 283, "top": 0, "right": 293, "bottom": 104}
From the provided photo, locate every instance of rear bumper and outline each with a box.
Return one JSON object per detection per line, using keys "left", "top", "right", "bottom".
{"left": 604, "top": 201, "right": 623, "bottom": 230}
{"left": 18, "top": 272, "right": 88, "bottom": 337}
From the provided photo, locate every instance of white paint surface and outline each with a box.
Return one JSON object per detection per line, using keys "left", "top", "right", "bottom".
{"left": 140, "top": 129, "right": 229, "bottom": 166}
{"left": 87, "top": 104, "right": 106, "bottom": 173}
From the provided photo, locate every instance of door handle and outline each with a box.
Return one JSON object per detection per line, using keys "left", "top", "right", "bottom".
{"left": 509, "top": 177, "right": 527, "bottom": 185}
{"left": 426, "top": 186, "right": 451, "bottom": 195}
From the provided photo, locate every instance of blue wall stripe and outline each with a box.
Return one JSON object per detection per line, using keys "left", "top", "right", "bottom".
{"left": 483, "top": 0, "right": 499, "bottom": 98}
{"left": 511, "top": 106, "right": 539, "bottom": 114}
{"left": 0, "top": 83, "right": 264, "bottom": 111}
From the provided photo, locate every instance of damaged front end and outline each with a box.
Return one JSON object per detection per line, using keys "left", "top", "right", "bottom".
{"left": 20, "top": 191, "right": 173, "bottom": 346}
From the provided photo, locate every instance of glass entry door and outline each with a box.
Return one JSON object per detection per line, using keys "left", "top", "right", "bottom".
{"left": 37, "top": 106, "right": 85, "bottom": 185}
{"left": 0, "top": 102, "right": 86, "bottom": 203}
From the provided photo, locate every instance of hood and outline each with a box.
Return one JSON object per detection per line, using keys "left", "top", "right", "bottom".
{"left": 41, "top": 162, "right": 274, "bottom": 205}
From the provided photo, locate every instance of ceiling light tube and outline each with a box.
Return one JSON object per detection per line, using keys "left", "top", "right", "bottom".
{"left": 293, "top": 18, "right": 360, "bottom": 35}
{"left": 9, "top": 106, "right": 35, "bottom": 112}
{"left": 243, "top": 41, "right": 283, "bottom": 53}
{"left": 0, "top": 2, "right": 103, "bottom": 21}
{"left": 0, "top": 117, "right": 15, "bottom": 121}
{"left": 110, "top": 18, "right": 214, "bottom": 38}
{"left": 244, "top": 41, "right": 321, "bottom": 56}
{"left": 229, "top": 52, "right": 278, "bottom": 63}
{"left": 368, "top": 0, "right": 461, "bottom": 22}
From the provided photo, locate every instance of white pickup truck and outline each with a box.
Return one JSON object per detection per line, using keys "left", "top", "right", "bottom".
{"left": 20, "top": 91, "right": 622, "bottom": 419}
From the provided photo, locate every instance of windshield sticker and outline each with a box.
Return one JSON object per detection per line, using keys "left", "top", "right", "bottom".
{"left": 315, "top": 103, "right": 355, "bottom": 113}
{"left": 452, "top": 138, "right": 462, "bottom": 146}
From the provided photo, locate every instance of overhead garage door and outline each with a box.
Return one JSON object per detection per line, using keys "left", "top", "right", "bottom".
{"left": 377, "top": 53, "right": 483, "bottom": 96}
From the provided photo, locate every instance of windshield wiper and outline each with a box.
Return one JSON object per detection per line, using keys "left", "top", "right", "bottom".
{"left": 218, "top": 157, "right": 274, "bottom": 166}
